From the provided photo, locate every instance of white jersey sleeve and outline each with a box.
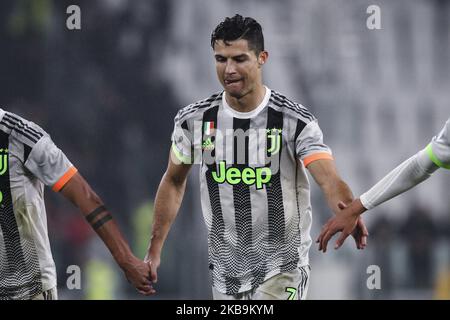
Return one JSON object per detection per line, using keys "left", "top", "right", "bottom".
{"left": 296, "top": 120, "right": 333, "bottom": 167}
{"left": 360, "top": 150, "right": 439, "bottom": 210}
{"left": 24, "top": 135, "right": 77, "bottom": 192}
{"left": 360, "top": 119, "right": 449, "bottom": 210}
{"left": 426, "top": 118, "right": 450, "bottom": 169}
{"left": 171, "top": 114, "right": 193, "bottom": 164}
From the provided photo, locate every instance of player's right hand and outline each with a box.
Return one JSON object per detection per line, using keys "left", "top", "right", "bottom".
{"left": 121, "top": 255, "right": 155, "bottom": 296}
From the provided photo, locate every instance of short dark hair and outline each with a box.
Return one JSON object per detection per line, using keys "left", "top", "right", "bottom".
{"left": 211, "top": 14, "right": 264, "bottom": 54}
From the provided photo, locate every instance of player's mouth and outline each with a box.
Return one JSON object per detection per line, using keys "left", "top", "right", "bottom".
{"left": 224, "top": 78, "right": 243, "bottom": 87}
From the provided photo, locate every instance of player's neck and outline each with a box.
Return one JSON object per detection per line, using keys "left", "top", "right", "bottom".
{"left": 225, "top": 84, "right": 266, "bottom": 113}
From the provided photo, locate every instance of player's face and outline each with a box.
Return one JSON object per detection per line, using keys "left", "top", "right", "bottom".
{"left": 213, "top": 39, "right": 267, "bottom": 99}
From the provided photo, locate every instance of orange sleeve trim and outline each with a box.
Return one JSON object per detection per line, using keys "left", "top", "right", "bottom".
{"left": 52, "top": 166, "right": 78, "bottom": 192}
{"left": 302, "top": 152, "right": 334, "bottom": 167}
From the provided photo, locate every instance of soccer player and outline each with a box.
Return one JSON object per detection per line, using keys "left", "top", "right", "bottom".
{"left": 317, "top": 118, "right": 450, "bottom": 252}
{"left": 0, "top": 108, "right": 153, "bottom": 299}
{"left": 145, "top": 14, "right": 368, "bottom": 300}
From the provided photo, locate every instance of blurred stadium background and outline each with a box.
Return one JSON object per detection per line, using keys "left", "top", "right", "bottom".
{"left": 1, "top": 0, "right": 449, "bottom": 299}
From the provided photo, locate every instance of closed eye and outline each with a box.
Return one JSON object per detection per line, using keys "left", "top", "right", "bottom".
{"left": 233, "top": 55, "right": 248, "bottom": 63}
{"left": 215, "top": 55, "right": 226, "bottom": 63}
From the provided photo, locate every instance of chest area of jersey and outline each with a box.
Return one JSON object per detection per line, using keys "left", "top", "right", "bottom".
{"left": 196, "top": 115, "right": 293, "bottom": 189}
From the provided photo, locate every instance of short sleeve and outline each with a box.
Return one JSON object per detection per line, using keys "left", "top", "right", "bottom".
{"left": 296, "top": 120, "right": 333, "bottom": 167}
{"left": 171, "top": 117, "right": 193, "bottom": 164}
{"left": 24, "top": 136, "right": 77, "bottom": 191}
{"left": 426, "top": 119, "right": 450, "bottom": 169}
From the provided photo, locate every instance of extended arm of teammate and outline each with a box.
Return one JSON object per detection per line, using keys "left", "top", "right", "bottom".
{"left": 59, "top": 172, "right": 155, "bottom": 295}
{"left": 306, "top": 158, "right": 368, "bottom": 252}
{"left": 317, "top": 148, "right": 439, "bottom": 252}
{"left": 145, "top": 150, "right": 192, "bottom": 284}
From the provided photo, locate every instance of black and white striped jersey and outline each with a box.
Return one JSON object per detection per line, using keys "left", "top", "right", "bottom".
{"left": 0, "top": 109, "right": 77, "bottom": 300}
{"left": 171, "top": 87, "right": 333, "bottom": 295}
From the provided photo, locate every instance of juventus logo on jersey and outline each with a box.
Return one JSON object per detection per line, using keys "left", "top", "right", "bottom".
{"left": 0, "top": 148, "right": 8, "bottom": 176}
{"left": 267, "top": 128, "right": 282, "bottom": 156}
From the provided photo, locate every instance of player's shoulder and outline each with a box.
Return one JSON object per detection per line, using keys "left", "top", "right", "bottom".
{"left": 174, "top": 91, "right": 223, "bottom": 124}
{"left": 269, "top": 89, "right": 316, "bottom": 124}
{"left": 0, "top": 108, "right": 47, "bottom": 146}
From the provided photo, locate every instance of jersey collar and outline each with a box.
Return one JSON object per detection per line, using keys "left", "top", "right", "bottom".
{"left": 222, "top": 86, "right": 271, "bottom": 119}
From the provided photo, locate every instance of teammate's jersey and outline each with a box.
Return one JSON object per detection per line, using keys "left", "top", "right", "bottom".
{"left": 427, "top": 118, "right": 450, "bottom": 169}
{"left": 0, "top": 109, "right": 77, "bottom": 299}
{"left": 171, "top": 87, "right": 333, "bottom": 294}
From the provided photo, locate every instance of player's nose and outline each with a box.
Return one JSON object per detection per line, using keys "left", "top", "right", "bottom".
{"left": 225, "top": 60, "right": 237, "bottom": 75}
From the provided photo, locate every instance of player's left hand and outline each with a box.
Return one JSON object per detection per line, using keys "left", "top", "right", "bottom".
{"left": 317, "top": 200, "right": 368, "bottom": 252}
{"left": 121, "top": 255, "right": 155, "bottom": 296}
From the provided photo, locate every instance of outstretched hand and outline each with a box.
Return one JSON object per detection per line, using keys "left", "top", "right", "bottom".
{"left": 317, "top": 199, "right": 368, "bottom": 252}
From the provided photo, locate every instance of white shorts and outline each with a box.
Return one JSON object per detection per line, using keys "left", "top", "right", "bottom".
{"left": 212, "top": 265, "right": 310, "bottom": 300}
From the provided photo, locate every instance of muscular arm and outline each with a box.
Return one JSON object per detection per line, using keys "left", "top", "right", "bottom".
{"left": 146, "top": 150, "right": 192, "bottom": 281}
{"left": 307, "top": 158, "right": 368, "bottom": 252}
{"left": 60, "top": 172, "right": 154, "bottom": 294}
{"left": 307, "top": 159, "right": 353, "bottom": 212}
{"left": 60, "top": 172, "right": 132, "bottom": 266}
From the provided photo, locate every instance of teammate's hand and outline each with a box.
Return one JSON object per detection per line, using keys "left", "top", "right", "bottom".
{"left": 351, "top": 215, "right": 368, "bottom": 250}
{"left": 316, "top": 199, "right": 368, "bottom": 252}
{"left": 121, "top": 255, "right": 155, "bottom": 296}
{"left": 145, "top": 252, "right": 161, "bottom": 284}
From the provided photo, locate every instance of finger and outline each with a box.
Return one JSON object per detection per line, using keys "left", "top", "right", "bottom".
{"left": 317, "top": 233, "right": 323, "bottom": 251}
{"left": 361, "top": 223, "right": 369, "bottom": 237}
{"left": 317, "top": 230, "right": 326, "bottom": 249}
{"left": 139, "top": 284, "right": 153, "bottom": 292}
{"left": 317, "top": 224, "right": 327, "bottom": 242}
{"left": 320, "top": 229, "right": 335, "bottom": 253}
{"left": 318, "top": 225, "right": 331, "bottom": 252}
{"left": 139, "top": 288, "right": 156, "bottom": 296}
{"left": 355, "top": 231, "right": 362, "bottom": 249}
{"left": 316, "top": 224, "right": 329, "bottom": 248}
{"left": 151, "top": 268, "right": 158, "bottom": 283}
{"left": 357, "top": 221, "right": 368, "bottom": 249}
{"left": 317, "top": 220, "right": 333, "bottom": 244}
{"left": 319, "top": 234, "right": 325, "bottom": 252}
{"left": 361, "top": 235, "right": 368, "bottom": 248}
{"left": 146, "top": 260, "right": 153, "bottom": 278}
{"left": 321, "top": 232, "right": 331, "bottom": 253}
{"left": 358, "top": 231, "right": 366, "bottom": 249}
{"left": 335, "top": 230, "right": 350, "bottom": 249}
{"left": 323, "top": 222, "right": 342, "bottom": 251}
{"left": 354, "top": 236, "right": 359, "bottom": 249}
{"left": 355, "top": 230, "right": 364, "bottom": 248}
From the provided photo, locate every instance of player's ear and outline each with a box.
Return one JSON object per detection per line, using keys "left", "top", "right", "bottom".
{"left": 258, "top": 50, "right": 268, "bottom": 66}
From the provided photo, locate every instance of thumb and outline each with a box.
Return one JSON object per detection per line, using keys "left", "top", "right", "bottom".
{"left": 150, "top": 264, "right": 158, "bottom": 283}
